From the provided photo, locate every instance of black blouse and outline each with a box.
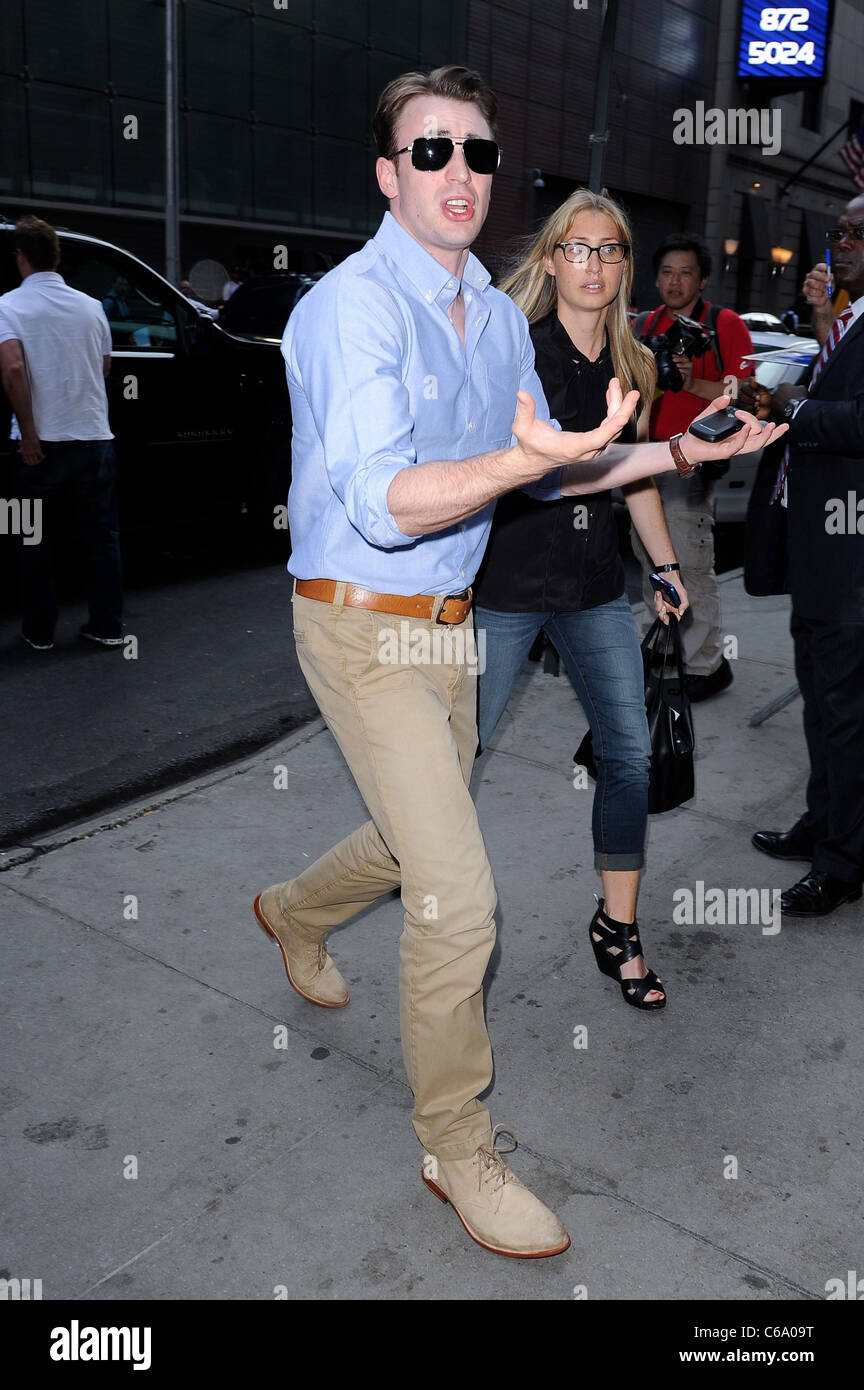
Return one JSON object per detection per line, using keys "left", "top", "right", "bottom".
{"left": 474, "top": 311, "right": 637, "bottom": 613}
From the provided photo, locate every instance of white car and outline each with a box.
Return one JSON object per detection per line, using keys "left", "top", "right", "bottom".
{"left": 713, "top": 334, "right": 819, "bottom": 523}
{"left": 740, "top": 311, "right": 816, "bottom": 339}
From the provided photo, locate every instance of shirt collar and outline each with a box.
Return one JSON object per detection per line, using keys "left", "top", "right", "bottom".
{"left": 534, "top": 310, "right": 610, "bottom": 366}
{"left": 22, "top": 271, "right": 65, "bottom": 287}
{"left": 373, "top": 211, "right": 491, "bottom": 312}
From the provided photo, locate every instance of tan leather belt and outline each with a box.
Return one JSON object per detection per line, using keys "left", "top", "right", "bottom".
{"left": 295, "top": 579, "right": 472, "bottom": 625}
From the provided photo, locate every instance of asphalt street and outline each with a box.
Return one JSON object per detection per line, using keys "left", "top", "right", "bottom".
{"left": 0, "top": 559, "right": 317, "bottom": 848}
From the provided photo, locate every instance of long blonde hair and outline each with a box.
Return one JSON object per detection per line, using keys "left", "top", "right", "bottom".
{"left": 500, "top": 188, "right": 656, "bottom": 407}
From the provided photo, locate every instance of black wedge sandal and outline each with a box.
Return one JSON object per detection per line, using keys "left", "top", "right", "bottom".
{"left": 588, "top": 898, "right": 666, "bottom": 1011}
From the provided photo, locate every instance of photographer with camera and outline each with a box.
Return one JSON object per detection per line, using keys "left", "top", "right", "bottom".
{"left": 631, "top": 234, "right": 754, "bottom": 701}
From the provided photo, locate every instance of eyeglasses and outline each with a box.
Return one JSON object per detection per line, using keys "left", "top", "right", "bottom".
{"left": 388, "top": 137, "right": 502, "bottom": 175}
{"left": 555, "top": 242, "right": 630, "bottom": 265}
{"left": 826, "top": 226, "right": 864, "bottom": 242}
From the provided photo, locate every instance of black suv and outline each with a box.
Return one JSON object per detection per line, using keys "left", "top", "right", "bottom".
{"left": 0, "top": 223, "right": 315, "bottom": 567}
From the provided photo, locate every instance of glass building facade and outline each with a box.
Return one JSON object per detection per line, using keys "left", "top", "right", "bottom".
{"left": 6, "top": 0, "right": 853, "bottom": 313}
{"left": 1, "top": 0, "right": 468, "bottom": 270}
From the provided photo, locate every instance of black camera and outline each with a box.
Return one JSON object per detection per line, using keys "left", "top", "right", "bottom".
{"left": 648, "top": 314, "right": 715, "bottom": 392}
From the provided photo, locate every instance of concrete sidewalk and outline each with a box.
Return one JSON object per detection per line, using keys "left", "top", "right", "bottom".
{"left": 2, "top": 575, "right": 861, "bottom": 1301}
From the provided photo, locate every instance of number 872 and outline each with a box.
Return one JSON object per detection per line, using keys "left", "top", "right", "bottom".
{"left": 759, "top": 7, "right": 810, "bottom": 31}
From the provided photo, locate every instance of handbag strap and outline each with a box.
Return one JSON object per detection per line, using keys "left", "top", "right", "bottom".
{"left": 641, "top": 615, "right": 686, "bottom": 688}
{"left": 663, "top": 613, "right": 685, "bottom": 687}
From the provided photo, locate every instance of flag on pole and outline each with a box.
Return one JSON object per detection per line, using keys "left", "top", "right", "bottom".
{"left": 839, "top": 121, "right": 864, "bottom": 189}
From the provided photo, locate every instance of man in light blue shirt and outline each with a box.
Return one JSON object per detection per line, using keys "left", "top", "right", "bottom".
{"left": 283, "top": 207, "right": 561, "bottom": 594}
{"left": 253, "top": 65, "right": 784, "bottom": 1261}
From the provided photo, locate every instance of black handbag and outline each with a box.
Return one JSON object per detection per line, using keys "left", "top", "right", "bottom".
{"left": 573, "top": 616, "right": 695, "bottom": 814}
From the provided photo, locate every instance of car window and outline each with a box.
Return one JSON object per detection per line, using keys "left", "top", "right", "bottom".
{"left": 219, "top": 275, "right": 319, "bottom": 341}
{"left": 58, "top": 241, "right": 180, "bottom": 351}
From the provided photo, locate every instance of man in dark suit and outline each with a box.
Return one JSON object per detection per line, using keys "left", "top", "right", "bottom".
{"left": 740, "top": 194, "right": 864, "bottom": 917}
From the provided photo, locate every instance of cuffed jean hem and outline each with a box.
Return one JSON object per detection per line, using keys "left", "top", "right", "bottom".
{"left": 594, "top": 851, "right": 645, "bottom": 871}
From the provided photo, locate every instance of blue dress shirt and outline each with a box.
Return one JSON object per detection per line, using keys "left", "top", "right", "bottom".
{"left": 282, "top": 211, "right": 560, "bottom": 596}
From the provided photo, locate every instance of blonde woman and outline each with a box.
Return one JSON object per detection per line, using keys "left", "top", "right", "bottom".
{"left": 475, "top": 189, "right": 686, "bottom": 1010}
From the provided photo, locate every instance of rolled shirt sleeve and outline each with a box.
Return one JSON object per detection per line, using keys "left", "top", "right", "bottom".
{"left": 283, "top": 278, "right": 420, "bottom": 549}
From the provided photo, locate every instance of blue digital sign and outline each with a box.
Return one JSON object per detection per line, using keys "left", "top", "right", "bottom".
{"left": 738, "top": 2, "right": 832, "bottom": 80}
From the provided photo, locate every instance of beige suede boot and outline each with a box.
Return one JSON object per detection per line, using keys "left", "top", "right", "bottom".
{"left": 423, "top": 1126, "right": 570, "bottom": 1258}
{"left": 253, "top": 886, "right": 349, "bottom": 1008}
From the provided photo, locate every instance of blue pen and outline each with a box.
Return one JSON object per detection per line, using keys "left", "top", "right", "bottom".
{"left": 825, "top": 246, "right": 833, "bottom": 298}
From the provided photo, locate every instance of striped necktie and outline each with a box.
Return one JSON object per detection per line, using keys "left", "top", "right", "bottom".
{"left": 771, "top": 308, "right": 855, "bottom": 503}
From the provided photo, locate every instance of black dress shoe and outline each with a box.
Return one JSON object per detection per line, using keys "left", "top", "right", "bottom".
{"left": 752, "top": 829, "right": 813, "bottom": 863}
{"left": 780, "top": 872, "right": 862, "bottom": 918}
{"left": 685, "top": 657, "right": 733, "bottom": 703}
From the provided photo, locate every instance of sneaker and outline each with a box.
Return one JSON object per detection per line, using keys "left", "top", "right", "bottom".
{"left": 79, "top": 626, "right": 124, "bottom": 647}
{"left": 423, "top": 1125, "right": 570, "bottom": 1258}
{"left": 21, "top": 633, "right": 54, "bottom": 651}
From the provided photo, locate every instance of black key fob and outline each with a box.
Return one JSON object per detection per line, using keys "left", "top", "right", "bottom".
{"left": 687, "top": 407, "right": 745, "bottom": 443}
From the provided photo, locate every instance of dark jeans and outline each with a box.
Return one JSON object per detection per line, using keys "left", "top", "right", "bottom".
{"left": 476, "top": 594, "right": 651, "bottom": 870}
{"left": 791, "top": 612, "right": 864, "bottom": 883}
{"left": 16, "top": 439, "right": 123, "bottom": 643}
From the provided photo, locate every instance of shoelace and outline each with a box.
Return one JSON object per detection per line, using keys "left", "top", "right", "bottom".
{"left": 475, "top": 1124, "right": 517, "bottom": 1194}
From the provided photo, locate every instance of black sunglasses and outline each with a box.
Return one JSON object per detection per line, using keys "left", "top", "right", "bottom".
{"left": 389, "top": 136, "right": 502, "bottom": 175}
{"left": 826, "top": 226, "right": 864, "bottom": 242}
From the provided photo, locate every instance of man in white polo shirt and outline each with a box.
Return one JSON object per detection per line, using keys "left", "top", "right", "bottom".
{"left": 0, "top": 215, "right": 122, "bottom": 650}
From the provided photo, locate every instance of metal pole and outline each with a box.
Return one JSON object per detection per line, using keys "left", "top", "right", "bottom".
{"left": 748, "top": 684, "right": 800, "bottom": 727}
{"left": 588, "top": 0, "right": 619, "bottom": 192}
{"left": 165, "top": 0, "right": 180, "bottom": 284}
{"left": 777, "top": 116, "right": 848, "bottom": 198}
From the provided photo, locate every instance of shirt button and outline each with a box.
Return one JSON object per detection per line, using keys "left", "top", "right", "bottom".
{"left": 468, "top": 421, "right": 474, "bottom": 431}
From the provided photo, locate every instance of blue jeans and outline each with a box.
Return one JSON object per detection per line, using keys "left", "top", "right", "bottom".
{"left": 16, "top": 440, "right": 123, "bottom": 643}
{"left": 476, "top": 594, "right": 651, "bottom": 870}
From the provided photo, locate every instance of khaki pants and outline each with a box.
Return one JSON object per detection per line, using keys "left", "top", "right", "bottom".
{"left": 631, "top": 472, "right": 722, "bottom": 677}
{"left": 281, "top": 592, "right": 496, "bottom": 1159}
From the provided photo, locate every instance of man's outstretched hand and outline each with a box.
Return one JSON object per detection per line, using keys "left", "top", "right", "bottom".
{"left": 511, "top": 378, "right": 641, "bottom": 473}
{"left": 507, "top": 384, "right": 789, "bottom": 490}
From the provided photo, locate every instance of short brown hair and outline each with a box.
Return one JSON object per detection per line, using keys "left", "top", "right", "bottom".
{"left": 372, "top": 64, "right": 499, "bottom": 158}
{"left": 13, "top": 216, "right": 60, "bottom": 272}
